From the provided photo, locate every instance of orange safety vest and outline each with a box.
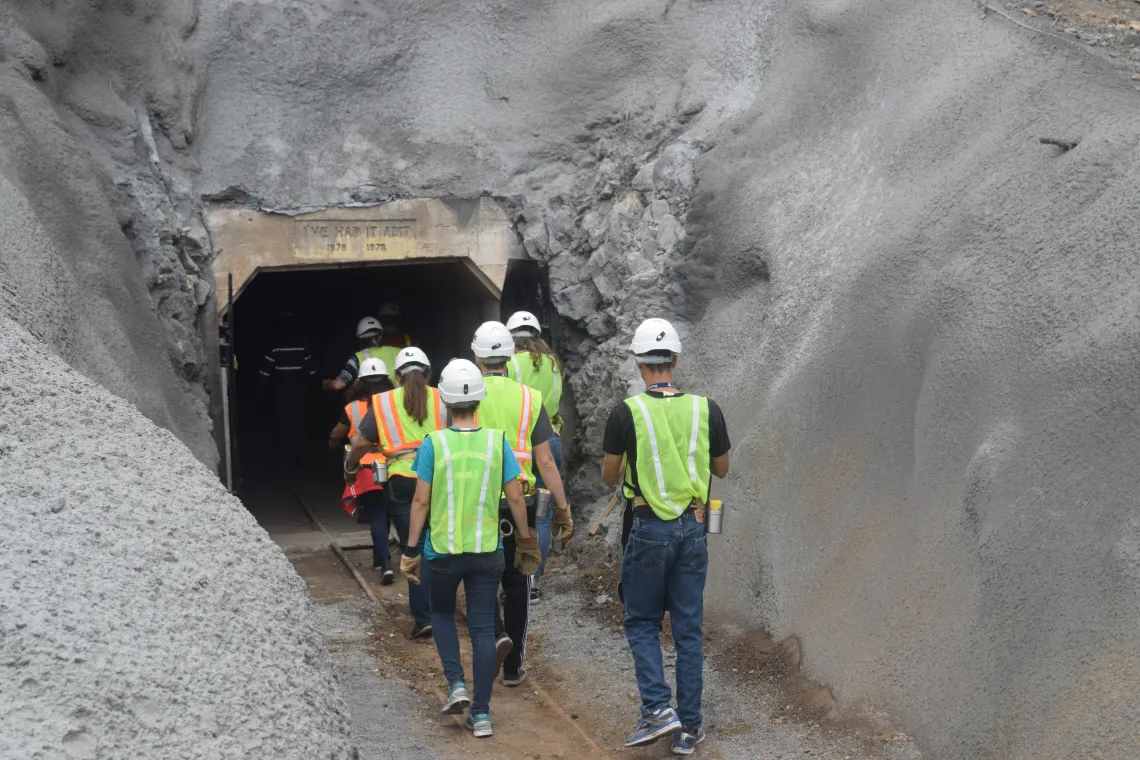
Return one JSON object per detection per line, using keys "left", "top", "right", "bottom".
{"left": 372, "top": 386, "right": 447, "bottom": 478}
{"left": 345, "top": 399, "right": 384, "bottom": 466}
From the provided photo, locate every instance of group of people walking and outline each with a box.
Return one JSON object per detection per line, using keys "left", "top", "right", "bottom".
{"left": 326, "top": 309, "right": 729, "bottom": 754}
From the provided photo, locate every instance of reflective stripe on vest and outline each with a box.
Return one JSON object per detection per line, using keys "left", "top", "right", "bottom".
{"left": 374, "top": 387, "right": 446, "bottom": 479}
{"left": 508, "top": 352, "right": 562, "bottom": 428}
{"left": 346, "top": 398, "right": 383, "bottom": 466}
{"left": 428, "top": 428, "right": 503, "bottom": 555}
{"left": 476, "top": 375, "right": 542, "bottom": 486}
{"left": 624, "top": 392, "right": 711, "bottom": 520}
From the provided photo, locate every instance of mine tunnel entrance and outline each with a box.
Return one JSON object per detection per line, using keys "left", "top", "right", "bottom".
{"left": 228, "top": 259, "right": 500, "bottom": 487}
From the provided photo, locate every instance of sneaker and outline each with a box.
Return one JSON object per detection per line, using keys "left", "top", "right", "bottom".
{"left": 441, "top": 682, "right": 470, "bottom": 715}
{"left": 671, "top": 728, "right": 706, "bottom": 755}
{"left": 410, "top": 624, "right": 433, "bottom": 639}
{"left": 624, "top": 707, "right": 681, "bottom": 747}
{"left": 466, "top": 712, "right": 492, "bottom": 738}
{"left": 530, "top": 587, "right": 544, "bottom": 603}
{"left": 380, "top": 567, "right": 395, "bottom": 586}
{"left": 495, "top": 634, "right": 513, "bottom": 673}
{"left": 503, "top": 666, "right": 527, "bottom": 687}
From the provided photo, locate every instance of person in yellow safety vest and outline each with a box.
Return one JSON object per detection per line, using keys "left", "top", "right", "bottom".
{"left": 346, "top": 346, "right": 446, "bottom": 639}
{"left": 469, "top": 321, "right": 573, "bottom": 687}
{"left": 323, "top": 316, "right": 400, "bottom": 392}
{"left": 399, "top": 359, "right": 541, "bottom": 739}
{"left": 504, "top": 310, "right": 564, "bottom": 604}
{"left": 330, "top": 357, "right": 397, "bottom": 584}
{"left": 601, "top": 318, "right": 731, "bottom": 755}
{"left": 376, "top": 302, "right": 415, "bottom": 348}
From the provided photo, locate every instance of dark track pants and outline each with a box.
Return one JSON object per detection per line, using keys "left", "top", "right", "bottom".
{"left": 493, "top": 501, "right": 536, "bottom": 675}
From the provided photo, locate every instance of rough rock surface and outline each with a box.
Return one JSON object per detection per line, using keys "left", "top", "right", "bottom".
{"left": 4, "top": 1, "right": 1140, "bottom": 759}
{"left": 0, "top": 318, "right": 355, "bottom": 759}
{"left": 0, "top": 1, "right": 216, "bottom": 464}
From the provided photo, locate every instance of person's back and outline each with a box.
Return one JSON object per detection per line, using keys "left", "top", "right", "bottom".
{"left": 258, "top": 320, "right": 314, "bottom": 465}
{"left": 477, "top": 375, "right": 542, "bottom": 491}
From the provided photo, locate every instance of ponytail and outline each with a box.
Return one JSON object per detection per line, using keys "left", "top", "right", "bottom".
{"left": 515, "top": 335, "right": 562, "bottom": 373}
{"left": 399, "top": 367, "right": 430, "bottom": 424}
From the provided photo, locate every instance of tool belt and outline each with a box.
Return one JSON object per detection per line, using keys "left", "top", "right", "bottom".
{"left": 630, "top": 496, "right": 704, "bottom": 522}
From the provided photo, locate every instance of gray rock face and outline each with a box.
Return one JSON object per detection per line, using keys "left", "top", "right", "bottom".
{"left": 0, "top": 318, "right": 355, "bottom": 759}
{"left": 4, "top": 0, "right": 1140, "bottom": 758}
{"left": 0, "top": 1, "right": 216, "bottom": 464}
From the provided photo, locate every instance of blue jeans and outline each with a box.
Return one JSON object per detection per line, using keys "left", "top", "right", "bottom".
{"left": 360, "top": 490, "right": 390, "bottom": 569}
{"left": 428, "top": 551, "right": 505, "bottom": 715}
{"left": 387, "top": 477, "right": 431, "bottom": 627}
{"left": 621, "top": 511, "right": 708, "bottom": 732}
{"left": 533, "top": 433, "right": 563, "bottom": 581}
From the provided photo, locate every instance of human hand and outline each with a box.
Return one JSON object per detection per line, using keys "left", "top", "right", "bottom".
{"left": 552, "top": 506, "right": 573, "bottom": 543}
{"left": 514, "top": 534, "right": 541, "bottom": 576}
{"left": 400, "top": 554, "right": 422, "bottom": 584}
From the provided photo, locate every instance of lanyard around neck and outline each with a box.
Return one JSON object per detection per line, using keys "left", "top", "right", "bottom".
{"left": 647, "top": 382, "right": 679, "bottom": 394}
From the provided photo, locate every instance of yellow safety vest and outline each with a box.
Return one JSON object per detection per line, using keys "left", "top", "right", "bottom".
{"left": 354, "top": 346, "right": 399, "bottom": 377}
{"left": 476, "top": 375, "right": 542, "bottom": 490}
{"left": 427, "top": 428, "right": 505, "bottom": 555}
{"left": 373, "top": 387, "right": 447, "bottom": 479}
{"left": 623, "top": 392, "right": 711, "bottom": 520}
{"left": 507, "top": 352, "right": 563, "bottom": 432}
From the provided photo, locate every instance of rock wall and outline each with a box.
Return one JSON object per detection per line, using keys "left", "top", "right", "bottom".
{"left": 0, "top": 318, "right": 355, "bottom": 759}
{"left": 4, "top": 0, "right": 1140, "bottom": 758}
{"left": 1, "top": 1, "right": 215, "bottom": 464}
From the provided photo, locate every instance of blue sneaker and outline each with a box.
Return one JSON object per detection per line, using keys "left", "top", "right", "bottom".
{"left": 466, "top": 712, "right": 493, "bottom": 738}
{"left": 671, "top": 727, "right": 706, "bottom": 755}
{"left": 441, "top": 682, "right": 470, "bottom": 714}
{"left": 624, "top": 706, "right": 681, "bottom": 747}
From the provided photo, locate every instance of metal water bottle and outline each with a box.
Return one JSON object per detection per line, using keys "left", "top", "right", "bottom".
{"left": 706, "top": 499, "right": 723, "bottom": 534}
{"left": 371, "top": 459, "right": 388, "bottom": 485}
{"left": 535, "top": 488, "right": 554, "bottom": 518}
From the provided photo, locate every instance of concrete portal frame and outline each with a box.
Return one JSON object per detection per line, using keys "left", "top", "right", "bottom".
{"left": 207, "top": 196, "right": 523, "bottom": 310}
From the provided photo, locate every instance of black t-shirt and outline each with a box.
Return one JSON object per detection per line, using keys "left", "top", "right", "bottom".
{"left": 602, "top": 392, "right": 730, "bottom": 500}
{"left": 356, "top": 401, "right": 554, "bottom": 448}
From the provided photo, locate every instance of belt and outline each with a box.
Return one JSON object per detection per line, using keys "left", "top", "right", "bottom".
{"left": 631, "top": 496, "right": 697, "bottom": 521}
{"left": 386, "top": 448, "right": 417, "bottom": 462}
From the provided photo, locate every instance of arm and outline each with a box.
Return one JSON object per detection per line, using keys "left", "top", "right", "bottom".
{"left": 406, "top": 479, "right": 433, "bottom": 549}
{"left": 322, "top": 377, "right": 346, "bottom": 391}
{"left": 711, "top": 454, "right": 729, "bottom": 479}
{"left": 533, "top": 440, "right": 569, "bottom": 510}
{"left": 503, "top": 479, "right": 533, "bottom": 539}
{"left": 601, "top": 453, "right": 624, "bottom": 486}
{"left": 328, "top": 422, "right": 350, "bottom": 449}
{"left": 324, "top": 356, "right": 356, "bottom": 391}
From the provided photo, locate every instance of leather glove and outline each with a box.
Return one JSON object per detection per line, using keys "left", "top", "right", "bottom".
{"left": 400, "top": 554, "right": 422, "bottom": 584}
{"left": 343, "top": 465, "right": 359, "bottom": 485}
{"left": 514, "top": 534, "right": 542, "bottom": 576}
{"left": 552, "top": 506, "right": 574, "bottom": 543}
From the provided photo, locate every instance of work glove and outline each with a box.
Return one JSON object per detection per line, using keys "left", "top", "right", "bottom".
{"left": 343, "top": 465, "right": 359, "bottom": 485}
{"left": 514, "top": 534, "right": 542, "bottom": 576}
{"left": 400, "top": 554, "right": 422, "bottom": 585}
{"left": 552, "top": 506, "right": 574, "bottom": 544}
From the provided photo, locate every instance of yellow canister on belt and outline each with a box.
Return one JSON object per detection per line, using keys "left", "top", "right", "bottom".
{"left": 706, "top": 499, "right": 723, "bottom": 534}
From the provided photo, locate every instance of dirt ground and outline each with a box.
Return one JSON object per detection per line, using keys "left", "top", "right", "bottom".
{"left": 250, "top": 474, "right": 920, "bottom": 759}
{"left": 999, "top": 0, "right": 1140, "bottom": 53}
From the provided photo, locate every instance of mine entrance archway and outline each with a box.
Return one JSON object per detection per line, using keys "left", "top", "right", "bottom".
{"left": 228, "top": 259, "right": 499, "bottom": 485}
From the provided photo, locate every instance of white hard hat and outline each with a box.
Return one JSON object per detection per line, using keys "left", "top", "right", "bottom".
{"left": 356, "top": 316, "right": 383, "bottom": 338}
{"left": 378, "top": 302, "right": 401, "bottom": 319}
{"left": 394, "top": 347, "right": 430, "bottom": 374}
{"left": 438, "top": 359, "right": 486, "bottom": 404}
{"left": 358, "top": 357, "right": 390, "bottom": 379}
{"left": 470, "top": 321, "right": 515, "bottom": 359}
{"left": 630, "top": 318, "right": 682, "bottom": 362}
{"left": 506, "top": 311, "right": 541, "bottom": 336}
